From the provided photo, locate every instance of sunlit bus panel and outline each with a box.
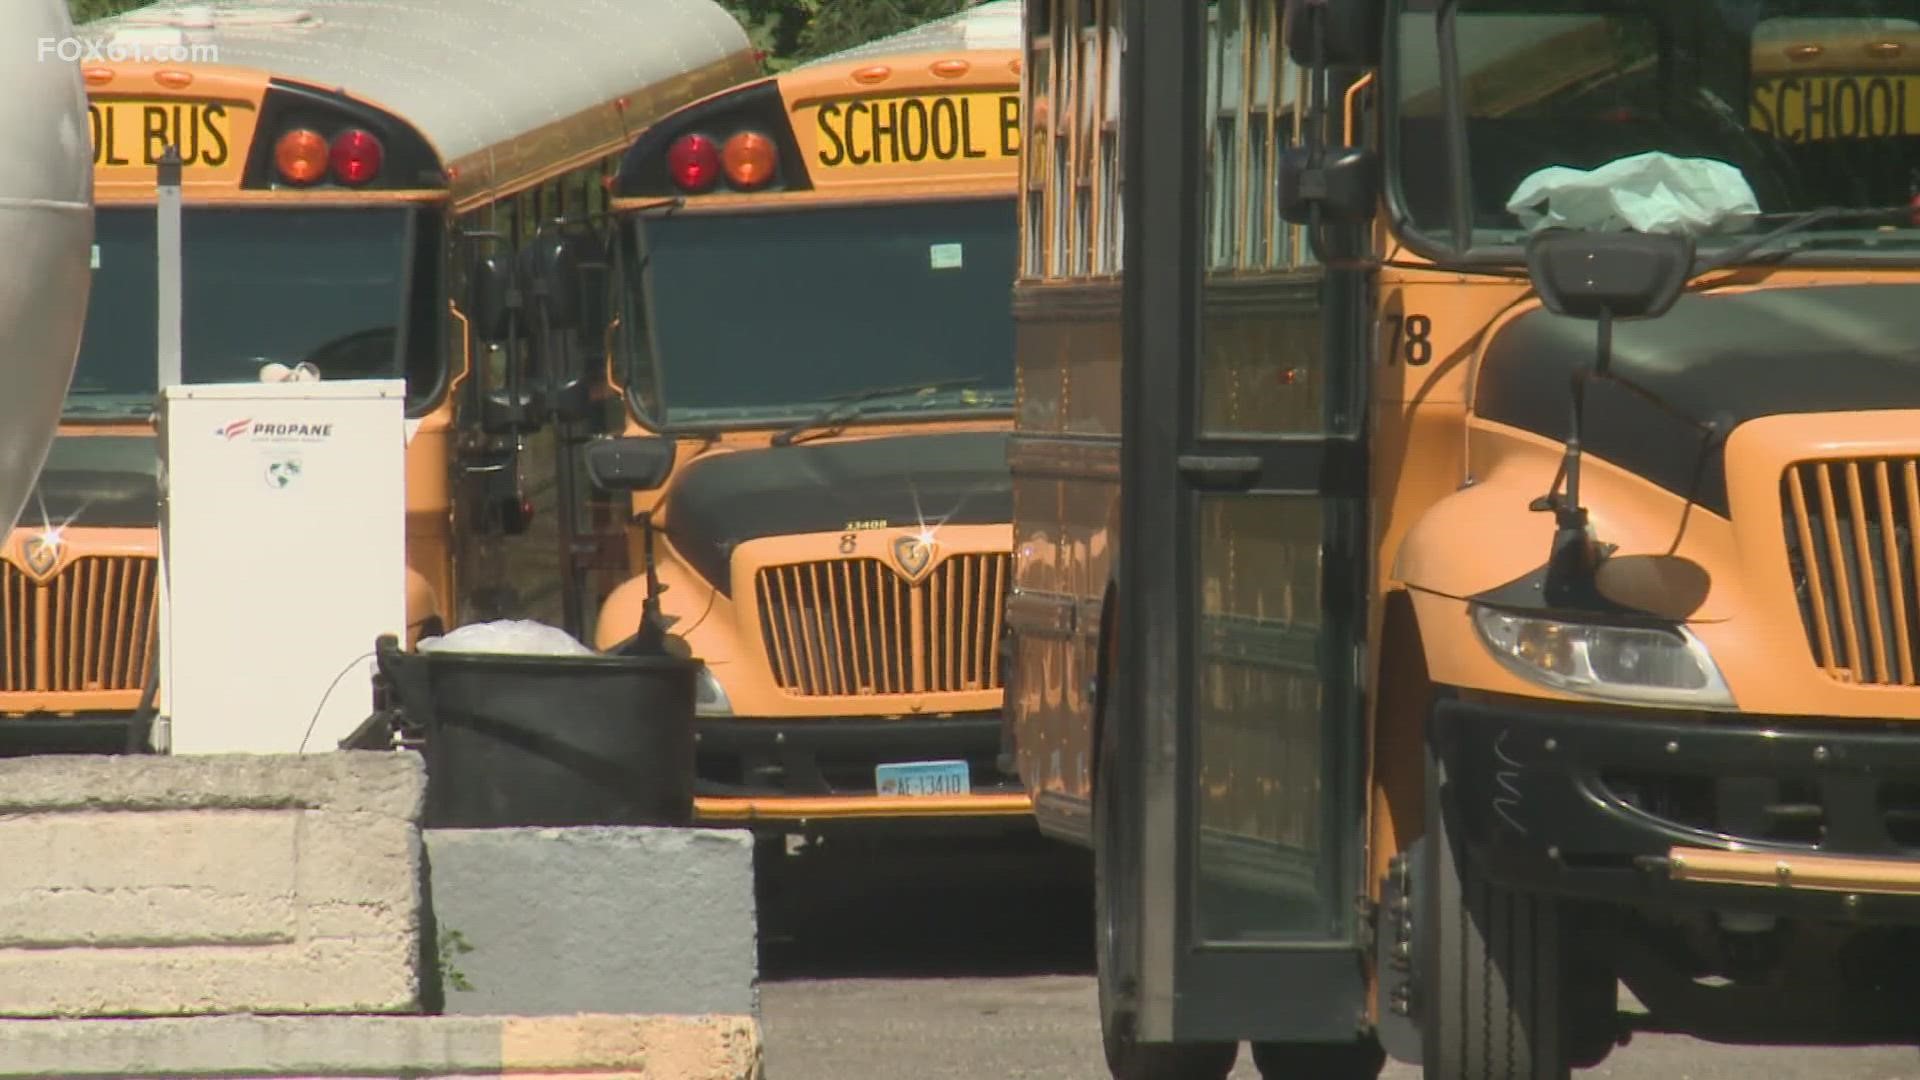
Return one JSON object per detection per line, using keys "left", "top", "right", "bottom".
{"left": 0, "top": 0, "right": 758, "bottom": 752}
{"left": 1006, "top": 0, "right": 1920, "bottom": 1076}
{"left": 593, "top": 0, "right": 1028, "bottom": 830}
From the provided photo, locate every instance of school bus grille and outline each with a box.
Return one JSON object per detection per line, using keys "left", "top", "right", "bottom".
{"left": 754, "top": 554, "right": 1010, "bottom": 697}
{"left": 1782, "top": 458, "right": 1920, "bottom": 686}
{"left": 1, "top": 556, "right": 159, "bottom": 694}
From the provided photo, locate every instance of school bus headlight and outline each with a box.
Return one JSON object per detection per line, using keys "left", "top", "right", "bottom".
{"left": 1470, "top": 605, "right": 1734, "bottom": 709}
{"left": 695, "top": 665, "right": 734, "bottom": 717}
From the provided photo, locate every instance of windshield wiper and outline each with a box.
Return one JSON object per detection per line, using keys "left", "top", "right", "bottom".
{"left": 769, "top": 376, "right": 985, "bottom": 447}
{"left": 1694, "top": 205, "right": 1916, "bottom": 276}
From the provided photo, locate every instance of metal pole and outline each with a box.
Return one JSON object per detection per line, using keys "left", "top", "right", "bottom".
{"left": 152, "top": 144, "right": 183, "bottom": 757}
{"left": 156, "top": 145, "right": 183, "bottom": 390}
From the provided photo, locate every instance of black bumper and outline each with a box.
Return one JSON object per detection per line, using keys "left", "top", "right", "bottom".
{"left": 1434, "top": 695, "right": 1920, "bottom": 919}
{"left": 693, "top": 713, "right": 1021, "bottom": 799}
{"left": 0, "top": 714, "right": 151, "bottom": 756}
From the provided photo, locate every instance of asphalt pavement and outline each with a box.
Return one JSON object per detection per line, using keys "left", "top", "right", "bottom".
{"left": 755, "top": 829, "right": 1920, "bottom": 1080}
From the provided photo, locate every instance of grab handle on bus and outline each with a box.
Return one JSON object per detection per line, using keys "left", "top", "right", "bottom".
{"left": 1177, "top": 454, "right": 1263, "bottom": 490}
{"left": 1342, "top": 71, "right": 1375, "bottom": 147}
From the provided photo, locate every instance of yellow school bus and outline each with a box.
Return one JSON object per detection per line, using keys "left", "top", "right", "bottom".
{"left": 585, "top": 0, "right": 1028, "bottom": 830}
{"left": 0, "top": 0, "right": 757, "bottom": 754}
{"left": 1007, "top": 0, "right": 1920, "bottom": 1076}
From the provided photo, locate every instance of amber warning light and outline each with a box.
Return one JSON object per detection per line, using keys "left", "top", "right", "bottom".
{"left": 720, "top": 131, "right": 776, "bottom": 189}
{"left": 274, "top": 126, "right": 384, "bottom": 186}
{"left": 668, "top": 130, "right": 777, "bottom": 193}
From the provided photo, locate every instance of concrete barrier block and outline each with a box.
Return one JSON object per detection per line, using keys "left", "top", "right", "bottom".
{"left": 0, "top": 1013, "right": 763, "bottom": 1079}
{"left": 0, "top": 752, "right": 425, "bottom": 1018}
{"left": 425, "top": 827, "right": 756, "bottom": 1018}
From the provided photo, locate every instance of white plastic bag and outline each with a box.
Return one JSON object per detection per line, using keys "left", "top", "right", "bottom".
{"left": 417, "top": 619, "right": 595, "bottom": 657}
{"left": 1506, "top": 151, "right": 1759, "bottom": 237}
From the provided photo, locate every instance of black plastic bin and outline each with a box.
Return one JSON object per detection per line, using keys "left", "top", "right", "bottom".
{"left": 367, "top": 635, "right": 697, "bottom": 829}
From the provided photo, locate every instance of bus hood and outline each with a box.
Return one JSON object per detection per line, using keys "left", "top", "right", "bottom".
{"left": 1475, "top": 282, "right": 1920, "bottom": 518}
{"left": 664, "top": 430, "right": 1012, "bottom": 594}
{"left": 14, "top": 434, "right": 159, "bottom": 532}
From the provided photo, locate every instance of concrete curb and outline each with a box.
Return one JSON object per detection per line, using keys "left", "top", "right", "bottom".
{"left": 0, "top": 1012, "right": 762, "bottom": 1079}
{"left": 0, "top": 752, "right": 425, "bottom": 1018}
{"left": 0, "top": 752, "right": 425, "bottom": 816}
{"left": 425, "top": 827, "right": 757, "bottom": 1017}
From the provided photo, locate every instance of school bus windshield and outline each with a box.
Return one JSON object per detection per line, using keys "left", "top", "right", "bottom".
{"left": 68, "top": 206, "right": 413, "bottom": 416}
{"left": 1394, "top": 1, "right": 1920, "bottom": 252}
{"left": 623, "top": 198, "right": 1017, "bottom": 426}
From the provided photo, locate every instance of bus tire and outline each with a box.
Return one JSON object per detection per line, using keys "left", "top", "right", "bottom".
{"left": 1250, "top": 1037, "right": 1385, "bottom": 1080}
{"left": 1094, "top": 699, "right": 1237, "bottom": 1080}
{"left": 1421, "top": 744, "right": 1570, "bottom": 1080}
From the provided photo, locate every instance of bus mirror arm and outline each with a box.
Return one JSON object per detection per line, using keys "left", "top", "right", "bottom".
{"left": 481, "top": 273, "right": 557, "bottom": 437}
{"left": 586, "top": 436, "right": 680, "bottom": 657}
{"left": 1279, "top": 146, "right": 1377, "bottom": 227}
{"left": 480, "top": 388, "right": 546, "bottom": 435}
{"left": 1522, "top": 228, "right": 1694, "bottom": 608}
{"left": 611, "top": 509, "right": 672, "bottom": 658}
{"left": 1278, "top": 0, "right": 1377, "bottom": 228}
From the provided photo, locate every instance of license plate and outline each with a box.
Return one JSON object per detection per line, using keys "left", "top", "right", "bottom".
{"left": 875, "top": 759, "right": 971, "bottom": 797}
{"left": 1750, "top": 74, "right": 1920, "bottom": 142}
{"left": 89, "top": 98, "right": 255, "bottom": 179}
{"left": 801, "top": 91, "right": 1020, "bottom": 171}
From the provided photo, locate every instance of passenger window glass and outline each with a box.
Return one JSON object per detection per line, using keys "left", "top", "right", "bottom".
{"left": 1393, "top": 3, "right": 1920, "bottom": 252}
{"left": 1190, "top": 495, "right": 1348, "bottom": 943}
{"left": 1197, "top": 0, "right": 1344, "bottom": 439}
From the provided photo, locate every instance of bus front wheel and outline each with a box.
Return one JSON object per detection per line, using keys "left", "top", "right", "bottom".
{"left": 1250, "top": 1038, "right": 1385, "bottom": 1079}
{"left": 1421, "top": 744, "right": 1574, "bottom": 1080}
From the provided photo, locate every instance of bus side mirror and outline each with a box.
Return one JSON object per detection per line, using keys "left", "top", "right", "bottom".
{"left": 523, "top": 229, "right": 597, "bottom": 334}
{"left": 1278, "top": 145, "right": 1377, "bottom": 225}
{"left": 466, "top": 252, "right": 514, "bottom": 343}
{"left": 1284, "top": 0, "right": 1382, "bottom": 68}
{"left": 1525, "top": 229, "right": 1693, "bottom": 322}
{"left": 480, "top": 387, "right": 545, "bottom": 435}
{"left": 585, "top": 436, "right": 676, "bottom": 493}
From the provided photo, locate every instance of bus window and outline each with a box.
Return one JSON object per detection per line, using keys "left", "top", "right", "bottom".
{"left": 630, "top": 199, "right": 1016, "bottom": 425}
{"left": 73, "top": 206, "right": 411, "bottom": 409}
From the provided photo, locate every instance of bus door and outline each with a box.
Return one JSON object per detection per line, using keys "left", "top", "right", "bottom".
{"left": 532, "top": 220, "right": 630, "bottom": 643}
{"left": 1120, "top": 0, "right": 1372, "bottom": 1046}
{"left": 508, "top": 220, "right": 628, "bottom": 643}
{"left": 450, "top": 220, "right": 620, "bottom": 643}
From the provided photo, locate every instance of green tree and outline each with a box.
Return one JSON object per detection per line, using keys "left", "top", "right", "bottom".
{"left": 725, "top": 0, "right": 984, "bottom": 70}
{"left": 793, "top": 0, "right": 978, "bottom": 63}
{"left": 68, "top": 0, "right": 147, "bottom": 24}
{"left": 721, "top": 0, "right": 804, "bottom": 68}
{"left": 71, "top": 0, "right": 988, "bottom": 68}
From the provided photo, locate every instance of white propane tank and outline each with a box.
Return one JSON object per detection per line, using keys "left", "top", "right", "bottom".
{"left": 0, "top": 0, "right": 94, "bottom": 537}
